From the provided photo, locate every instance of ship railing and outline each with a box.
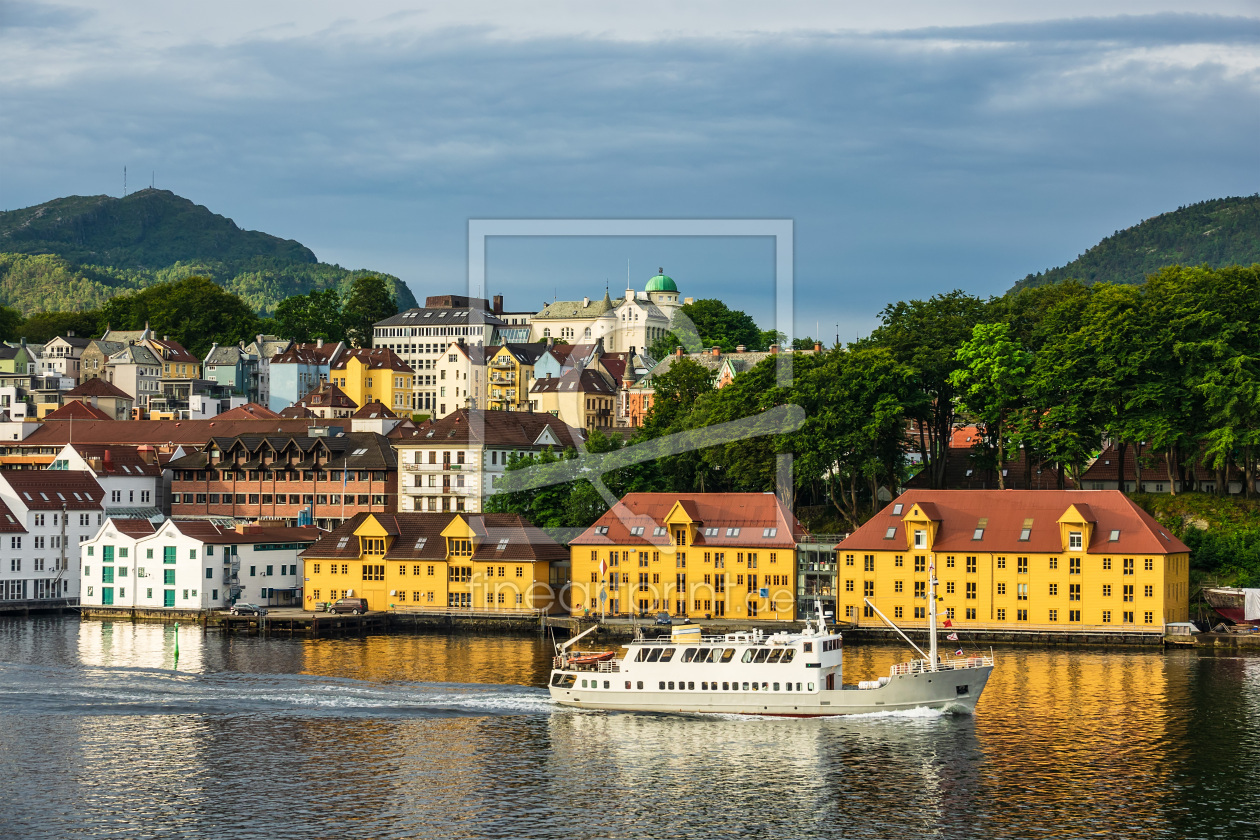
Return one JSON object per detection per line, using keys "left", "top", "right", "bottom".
{"left": 633, "top": 632, "right": 767, "bottom": 646}
{"left": 889, "top": 656, "right": 994, "bottom": 676}
{"left": 553, "top": 656, "right": 622, "bottom": 672}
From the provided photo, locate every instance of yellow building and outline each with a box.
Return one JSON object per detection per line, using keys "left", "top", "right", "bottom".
{"left": 301, "top": 512, "right": 569, "bottom": 613}
{"left": 144, "top": 337, "right": 201, "bottom": 379}
{"left": 835, "top": 490, "right": 1190, "bottom": 633}
{"left": 487, "top": 344, "right": 546, "bottom": 412}
{"left": 568, "top": 493, "right": 804, "bottom": 621}
{"left": 330, "top": 348, "right": 414, "bottom": 414}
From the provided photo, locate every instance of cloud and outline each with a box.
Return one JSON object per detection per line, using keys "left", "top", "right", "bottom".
{"left": 1, "top": 10, "right": 1257, "bottom": 339}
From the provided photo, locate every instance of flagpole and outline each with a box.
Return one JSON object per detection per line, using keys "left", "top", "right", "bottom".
{"left": 928, "top": 553, "right": 938, "bottom": 669}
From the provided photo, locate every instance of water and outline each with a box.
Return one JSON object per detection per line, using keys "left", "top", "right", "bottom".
{"left": 1, "top": 619, "right": 1258, "bottom": 840}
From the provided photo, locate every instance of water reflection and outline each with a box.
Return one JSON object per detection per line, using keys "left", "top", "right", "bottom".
{"left": 1, "top": 618, "right": 1259, "bottom": 839}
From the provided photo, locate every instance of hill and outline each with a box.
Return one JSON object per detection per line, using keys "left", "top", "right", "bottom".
{"left": 1011, "top": 195, "right": 1260, "bottom": 294}
{"left": 0, "top": 189, "right": 418, "bottom": 315}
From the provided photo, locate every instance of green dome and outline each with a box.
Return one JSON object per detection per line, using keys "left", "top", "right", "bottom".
{"left": 645, "top": 270, "right": 677, "bottom": 293}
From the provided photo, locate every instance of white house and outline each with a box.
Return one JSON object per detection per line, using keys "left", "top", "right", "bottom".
{"left": 0, "top": 470, "right": 106, "bottom": 604}
{"left": 49, "top": 443, "right": 167, "bottom": 518}
{"left": 79, "top": 519, "right": 321, "bottom": 612}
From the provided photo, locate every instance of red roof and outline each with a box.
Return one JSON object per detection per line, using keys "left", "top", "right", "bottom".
{"left": 166, "top": 521, "right": 322, "bottom": 545}
{"left": 0, "top": 498, "right": 27, "bottom": 532}
{"left": 271, "top": 342, "right": 342, "bottom": 365}
{"left": 839, "top": 490, "right": 1189, "bottom": 556}
{"left": 331, "top": 347, "right": 412, "bottom": 373}
{"left": 1080, "top": 443, "right": 1240, "bottom": 484}
{"left": 16, "top": 419, "right": 346, "bottom": 448}
{"left": 570, "top": 492, "right": 805, "bottom": 547}
{"left": 301, "top": 513, "right": 566, "bottom": 562}
{"left": 351, "top": 402, "right": 398, "bottom": 419}
{"left": 64, "top": 378, "right": 133, "bottom": 400}
{"left": 45, "top": 401, "right": 114, "bottom": 421}
{"left": 104, "top": 517, "right": 159, "bottom": 538}
{"left": 0, "top": 470, "right": 104, "bottom": 509}
{"left": 149, "top": 338, "right": 199, "bottom": 364}
{"left": 214, "top": 403, "right": 282, "bottom": 420}
{"left": 66, "top": 444, "right": 164, "bottom": 477}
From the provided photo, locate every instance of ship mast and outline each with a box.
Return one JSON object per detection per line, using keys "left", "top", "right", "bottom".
{"left": 928, "top": 553, "right": 939, "bottom": 669}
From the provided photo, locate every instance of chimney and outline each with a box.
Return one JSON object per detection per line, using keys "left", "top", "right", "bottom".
{"left": 546, "top": 337, "right": 554, "bottom": 348}
{"left": 814, "top": 341, "right": 822, "bottom": 353}
{"left": 770, "top": 345, "right": 779, "bottom": 355}
{"left": 68, "top": 330, "right": 75, "bottom": 338}
{"left": 736, "top": 344, "right": 746, "bottom": 353}
{"left": 492, "top": 294, "right": 503, "bottom": 313}
{"left": 675, "top": 345, "right": 684, "bottom": 359}
{"left": 583, "top": 297, "right": 590, "bottom": 307}
{"left": 316, "top": 338, "right": 324, "bottom": 348}
{"left": 711, "top": 345, "right": 721, "bottom": 357}
{"left": 102, "top": 449, "right": 113, "bottom": 472}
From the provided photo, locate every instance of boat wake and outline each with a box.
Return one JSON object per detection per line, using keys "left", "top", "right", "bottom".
{"left": 0, "top": 661, "right": 554, "bottom": 719}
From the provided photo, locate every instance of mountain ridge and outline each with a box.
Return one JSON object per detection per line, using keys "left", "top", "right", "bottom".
{"left": 0, "top": 189, "right": 418, "bottom": 315}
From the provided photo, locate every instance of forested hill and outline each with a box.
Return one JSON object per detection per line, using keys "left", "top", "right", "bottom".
{"left": 1011, "top": 195, "right": 1260, "bottom": 293}
{"left": 0, "top": 189, "right": 417, "bottom": 314}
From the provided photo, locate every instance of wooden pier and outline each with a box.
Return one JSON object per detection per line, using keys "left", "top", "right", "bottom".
{"left": 215, "top": 610, "right": 388, "bottom": 637}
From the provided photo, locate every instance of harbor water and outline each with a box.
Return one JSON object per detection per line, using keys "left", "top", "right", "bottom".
{"left": 1, "top": 617, "right": 1258, "bottom": 839}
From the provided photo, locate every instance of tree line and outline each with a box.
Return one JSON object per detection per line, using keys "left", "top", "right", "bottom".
{"left": 490, "top": 264, "right": 1260, "bottom": 537}
{"left": 0, "top": 274, "right": 399, "bottom": 358}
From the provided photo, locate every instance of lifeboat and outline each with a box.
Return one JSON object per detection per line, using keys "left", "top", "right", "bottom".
{"left": 568, "top": 651, "right": 615, "bottom": 665}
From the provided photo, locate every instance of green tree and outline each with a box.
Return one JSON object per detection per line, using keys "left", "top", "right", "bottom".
{"left": 341, "top": 274, "right": 397, "bottom": 348}
{"left": 0, "top": 305, "right": 24, "bottom": 342}
{"left": 948, "top": 323, "right": 1034, "bottom": 490}
{"left": 641, "top": 357, "right": 714, "bottom": 438}
{"left": 677, "top": 299, "right": 763, "bottom": 352}
{"left": 16, "top": 310, "right": 104, "bottom": 343}
{"left": 273, "top": 288, "right": 344, "bottom": 344}
{"left": 864, "top": 290, "right": 990, "bottom": 489}
{"left": 98, "top": 276, "right": 260, "bottom": 357}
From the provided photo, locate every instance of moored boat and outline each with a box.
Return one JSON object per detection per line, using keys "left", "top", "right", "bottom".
{"left": 548, "top": 560, "right": 994, "bottom": 717}
{"left": 1203, "top": 587, "right": 1260, "bottom": 626}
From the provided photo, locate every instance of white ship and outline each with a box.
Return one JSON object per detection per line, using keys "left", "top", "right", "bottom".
{"left": 548, "top": 561, "right": 994, "bottom": 717}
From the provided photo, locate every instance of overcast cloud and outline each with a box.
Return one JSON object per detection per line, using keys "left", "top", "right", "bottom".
{"left": 1, "top": 2, "right": 1257, "bottom": 339}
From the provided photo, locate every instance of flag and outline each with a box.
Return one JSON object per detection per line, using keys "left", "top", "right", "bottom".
{"left": 942, "top": 619, "right": 953, "bottom": 628}
{"left": 955, "top": 648, "right": 965, "bottom": 656}
{"left": 946, "top": 632, "right": 959, "bottom": 641}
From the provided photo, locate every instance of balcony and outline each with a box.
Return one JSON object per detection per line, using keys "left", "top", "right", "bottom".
{"left": 491, "top": 358, "right": 514, "bottom": 370}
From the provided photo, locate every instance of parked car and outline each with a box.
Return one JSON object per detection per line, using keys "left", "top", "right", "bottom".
{"left": 230, "top": 603, "right": 267, "bottom": 616}
{"left": 330, "top": 598, "right": 370, "bottom": 615}
{"left": 654, "top": 611, "right": 673, "bottom": 626}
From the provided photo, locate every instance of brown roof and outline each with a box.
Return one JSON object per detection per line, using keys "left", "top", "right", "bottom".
{"left": 530, "top": 368, "right": 616, "bottom": 395}
{"left": 44, "top": 401, "right": 114, "bottom": 421}
{"left": 570, "top": 492, "right": 805, "bottom": 548}
{"left": 839, "top": 490, "right": 1189, "bottom": 555}
{"left": 64, "top": 378, "right": 133, "bottom": 400}
{"left": 1080, "top": 443, "right": 1241, "bottom": 484}
{"left": 351, "top": 402, "right": 398, "bottom": 419}
{"left": 214, "top": 403, "right": 282, "bottom": 420}
{"left": 331, "top": 347, "right": 412, "bottom": 373}
{"left": 271, "top": 342, "right": 342, "bottom": 365}
{"left": 0, "top": 470, "right": 104, "bottom": 509}
{"left": 66, "top": 444, "right": 164, "bottom": 477}
{"left": 167, "top": 521, "right": 322, "bottom": 545}
{"left": 903, "top": 447, "right": 1070, "bottom": 491}
{"left": 105, "top": 517, "right": 159, "bottom": 538}
{"left": 301, "top": 512, "right": 567, "bottom": 562}
{"left": 400, "top": 409, "right": 582, "bottom": 449}
{"left": 16, "top": 419, "right": 347, "bottom": 448}
{"left": 279, "top": 405, "right": 318, "bottom": 418}
{"left": 149, "top": 338, "right": 199, "bottom": 364}
{"left": 0, "top": 498, "right": 27, "bottom": 533}
{"left": 295, "top": 382, "right": 357, "bottom": 409}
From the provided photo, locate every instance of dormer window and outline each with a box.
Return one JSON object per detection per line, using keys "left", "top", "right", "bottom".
{"left": 913, "top": 530, "right": 925, "bottom": 549}
{"left": 1068, "top": 531, "right": 1083, "bottom": 550}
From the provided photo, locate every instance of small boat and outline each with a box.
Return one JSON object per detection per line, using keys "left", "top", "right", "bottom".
{"left": 548, "top": 560, "right": 994, "bottom": 717}
{"left": 568, "top": 651, "right": 616, "bottom": 665}
{"left": 1203, "top": 587, "right": 1260, "bottom": 626}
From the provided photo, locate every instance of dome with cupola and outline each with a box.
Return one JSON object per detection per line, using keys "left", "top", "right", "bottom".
{"left": 645, "top": 268, "right": 677, "bottom": 293}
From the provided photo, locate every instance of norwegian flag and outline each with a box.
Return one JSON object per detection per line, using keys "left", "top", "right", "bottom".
{"left": 955, "top": 648, "right": 965, "bottom": 656}
{"left": 946, "top": 632, "right": 959, "bottom": 641}
{"left": 942, "top": 619, "right": 953, "bottom": 628}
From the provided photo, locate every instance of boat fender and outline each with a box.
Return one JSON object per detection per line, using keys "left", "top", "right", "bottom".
{"left": 878, "top": 676, "right": 891, "bottom": 687}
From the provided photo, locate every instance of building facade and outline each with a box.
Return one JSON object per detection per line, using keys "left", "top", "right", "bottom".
{"left": 834, "top": 490, "right": 1191, "bottom": 633}
{"left": 568, "top": 493, "right": 805, "bottom": 621}
{"left": 392, "top": 409, "right": 581, "bottom": 514}
{"left": 329, "top": 347, "right": 413, "bottom": 414}
{"left": 0, "top": 470, "right": 107, "bottom": 604}
{"left": 268, "top": 341, "right": 345, "bottom": 412}
{"left": 300, "top": 511, "right": 568, "bottom": 613}
{"left": 79, "top": 518, "right": 319, "bottom": 611}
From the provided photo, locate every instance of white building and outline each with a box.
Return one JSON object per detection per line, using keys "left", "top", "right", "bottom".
{"left": 79, "top": 519, "right": 320, "bottom": 612}
{"left": 0, "top": 470, "right": 106, "bottom": 604}
{"left": 432, "top": 340, "right": 496, "bottom": 419}
{"left": 393, "top": 409, "right": 581, "bottom": 513}
{"left": 39, "top": 335, "right": 92, "bottom": 379}
{"left": 49, "top": 443, "right": 168, "bottom": 518}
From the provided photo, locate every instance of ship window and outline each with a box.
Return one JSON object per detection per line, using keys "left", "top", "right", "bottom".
{"left": 637, "top": 681, "right": 643, "bottom": 689}
{"left": 803, "top": 642, "right": 813, "bottom": 652}
{"left": 581, "top": 679, "right": 588, "bottom": 688}
{"left": 681, "top": 648, "right": 697, "bottom": 663}
{"left": 603, "top": 681, "right": 610, "bottom": 689}
{"left": 742, "top": 682, "right": 750, "bottom": 691}
{"left": 551, "top": 673, "right": 565, "bottom": 686}
{"left": 752, "top": 649, "right": 769, "bottom": 664}
{"left": 636, "top": 648, "right": 649, "bottom": 662}
{"left": 720, "top": 648, "right": 736, "bottom": 662}
{"left": 773, "top": 682, "right": 780, "bottom": 691}
{"left": 668, "top": 681, "right": 675, "bottom": 690}
{"left": 646, "top": 648, "right": 661, "bottom": 662}
{"left": 767, "top": 649, "right": 783, "bottom": 664}
{"left": 781, "top": 649, "right": 796, "bottom": 663}
{"left": 687, "top": 682, "right": 694, "bottom": 690}
{"left": 742, "top": 649, "right": 755, "bottom": 663}
{"left": 701, "top": 681, "right": 708, "bottom": 690}
{"left": 808, "top": 683, "right": 815, "bottom": 692}
{"left": 659, "top": 682, "right": 666, "bottom": 690}
{"left": 751, "top": 682, "right": 759, "bottom": 691}
{"left": 560, "top": 675, "right": 576, "bottom": 687}
{"left": 723, "top": 682, "right": 731, "bottom": 690}
{"left": 696, "top": 648, "right": 710, "bottom": 662}
{"left": 659, "top": 648, "right": 675, "bottom": 662}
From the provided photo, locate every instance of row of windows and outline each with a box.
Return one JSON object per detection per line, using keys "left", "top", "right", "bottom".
{"left": 847, "top": 554, "right": 1158, "bottom": 573}
{"left": 179, "top": 470, "right": 386, "bottom": 482}
{"left": 554, "top": 674, "right": 818, "bottom": 693}
{"left": 593, "top": 551, "right": 779, "bottom": 568}
{"left": 177, "top": 493, "right": 385, "bottom": 506}
{"left": 847, "top": 604, "right": 1158, "bottom": 624}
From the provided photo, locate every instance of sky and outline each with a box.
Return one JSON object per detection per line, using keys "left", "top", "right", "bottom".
{"left": 2, "top": 1, "right": 1258, "bottom": 341}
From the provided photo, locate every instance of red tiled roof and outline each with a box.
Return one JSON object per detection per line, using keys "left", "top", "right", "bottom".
{"left": 331, "top": 347, "right": 412, "bottom": 373}
{"left": 214, "top": 403, "right": 282, "bottom": 420}
{"left": 17, "top": 419, "right": 344, "bottom": 448}
{"left": 149, "top": 338, "right": 199, "bottom": 364}
{"left": 67, "top": 444, "right": 164, "bottom": 477}
{"left": 166, "top": 521, "right": 322, "bottom": 545}
{"left": 104, "top": 517, "right": 159, "bottom": 538}
{"left": 0, "top": 498, "right": 27, "bottom": 533}
{"left": 1080, "top": 444, "right": 1241, "bottom": 484}
{"left": 45, "top": 401, "right": 114, "bottom": 421}
{"left": 0, "top": 470, "right": 104, "bottom": 509}
{"left": 300, "top": 512, "right": 566, "bottom": 562}
{"left": 295, "top": 382, "right": 356, "bottom": 409}
{"left": 351, "top": 402, "right": 398, "bottom": 419}
{"left": 399, "top": 409, "right": 582, "bottom": 449}
{"left": 279, "top": 405, "right": 318, "bottom": 418}
{"left": 271, "top": 342, "right": 342, "bottom": 365}
{"left": 64, "top": 378, "right": 133, "bottom": 400}
{"left": 570, "top": 493, "right": 805, "bottom": 547}
{"left": 839, "top": 490, "right": 1189, "bottom": 555}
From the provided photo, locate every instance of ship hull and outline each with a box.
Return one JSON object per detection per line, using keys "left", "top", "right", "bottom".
{"left": 548, "top": 664, "right": 992, "bottom": 717}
